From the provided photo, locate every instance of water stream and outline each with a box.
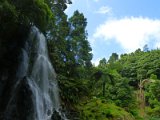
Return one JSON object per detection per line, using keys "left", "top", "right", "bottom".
{"left": 8, "top": 26, "right": 66, "bottom": 120}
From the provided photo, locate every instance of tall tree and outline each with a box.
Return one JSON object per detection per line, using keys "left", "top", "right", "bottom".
{"left": 47, "top": 0, "right": 70, "bottom": 75}
{"left": 108, "top": 53, "right": 119, "bottom": 64}
{"left": 98, "top": 58, "right": 107, "bottom": 68}
{"left": 67, "top": 10, "right": 92, "bottom": 77}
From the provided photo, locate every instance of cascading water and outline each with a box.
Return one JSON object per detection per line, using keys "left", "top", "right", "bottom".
{"left": 27, "top": 27, "right": 62, "bottom": 120}
{"left": 4, "top": 26, "right": 66, "bottom": 120}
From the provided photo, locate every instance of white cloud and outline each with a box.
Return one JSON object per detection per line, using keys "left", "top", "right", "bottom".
{"left": 93, "top": 17, "right": 160, "bottom": 52}
{"left": 155, "top": 42, "right": 160, "bottom": 49}
{"left": 96, "top": 6, "right": 112, "bottom": 14}
{"left": 92, "top": 58, "right": 101, "bottom": 66}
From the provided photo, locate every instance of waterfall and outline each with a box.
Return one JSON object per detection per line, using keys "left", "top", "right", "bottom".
{"left": 28, "top": 27, "right": 59, "bottom": 120}
{"left": 10, "top": 26, "right": 66, "bottom": 120}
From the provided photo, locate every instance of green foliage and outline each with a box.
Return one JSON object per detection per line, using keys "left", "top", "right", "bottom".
{"left": 68, "top": 10, "right": 92, "bottom": 68}
{"left": 58, "top": 75, "right": 89, "bottom": 105}
{"left": 47, "top": 8, "right": 93, "bottom": 109}
{"left": 48, "top": 9, "right": 92, "bottom": 78}
{"left": 105, "top": 73, "right": 137, "bottom": 114}
{"left": 98, "top": 58, "right": 107, "bottom": 68}
{"left": 77, "top": 98, "right": 135, "bottom": 120}
{"left": 145, "top": 81, "right": 160, "bottom": 117}
{"left": 0, "top": 0, "right": 53, "bottom": 35}
{"left": 47, "top": 1, "right": 69, "bottom": 74}
{"left": 117, "top": 49, "right": 160, "bottom": 87}
{"left": 103, "top": 50, "right": 160, "bottom": 118}
{"left": 150, "top": 74, "right": 157, "bottom": 80}
{"left": 108, "top": 53, "right": 119, "bottom": 64}
{"left": 92, "top": 61, "right": 137, "bottom": 116}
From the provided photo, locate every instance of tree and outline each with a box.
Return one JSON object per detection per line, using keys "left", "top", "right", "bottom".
{"left": 0, "top": 0, "right": 53, "bottom": 36}
{"left": 108, "top": 53, "right": 119, "bottom": 64}
{"left": 67, "top": 10, "right": 92, "bottom": 77}
{"left": 143, "top": 44, "right": 149, "bottom": 52}
{"left": 47, "top": 0, "right": 70, "bottom": 75}
{"left": 101, "top": 71, "right": 114, "bottom": 97}
{"left": 98, "top": 58, "right": 107, "bottom": 68}
{"left": 145, "top": 80, "right": 160, "bottom": 117}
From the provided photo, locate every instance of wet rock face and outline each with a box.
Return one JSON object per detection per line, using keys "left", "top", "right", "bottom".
{"left": 51, "top": 110, "right": 62, "bottom": 120}
{"left": 0, "top": 26, "right": 30, "bottom": 120}
{"left": 0, "top": 61, "right": 23, "bottom": 119}
{"left": 16, "top": 77, "right": 34, "bottom": 120}
{"left": 0, "top": 77, "right": 34, "bottom": 120}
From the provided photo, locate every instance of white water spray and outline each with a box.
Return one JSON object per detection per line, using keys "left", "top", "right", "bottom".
{"left": 19, "top": 26, "right": 66, "bottom": 120}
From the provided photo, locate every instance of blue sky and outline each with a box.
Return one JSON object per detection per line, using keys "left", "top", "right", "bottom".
{"left": 65, "top": 0, "right": 160, "bottom": 65}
